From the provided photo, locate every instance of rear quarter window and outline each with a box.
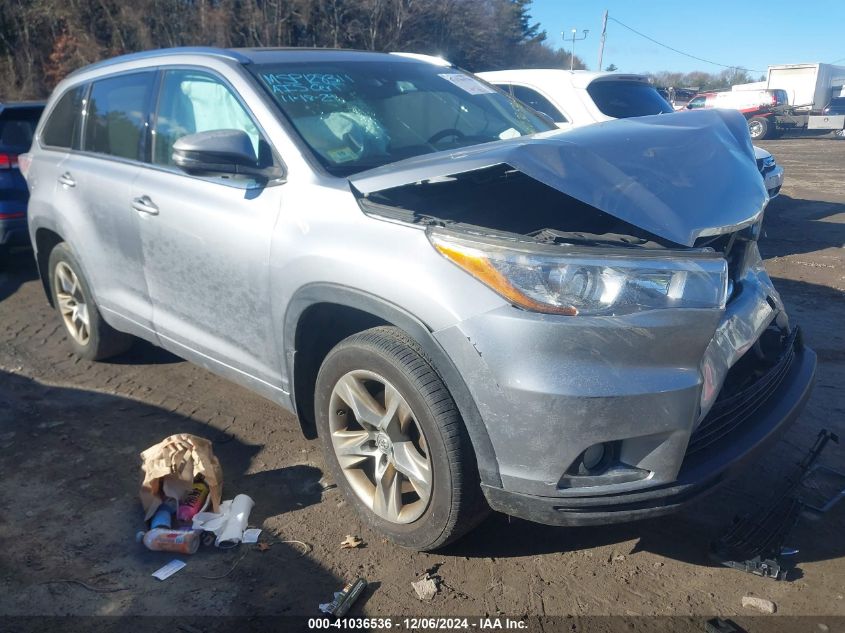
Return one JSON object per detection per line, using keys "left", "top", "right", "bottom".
{"left": 586, "top": 81, "right": 674, "bottom": 118}
{"left": 42, "top": 86, "right": 87, "bottom": 149}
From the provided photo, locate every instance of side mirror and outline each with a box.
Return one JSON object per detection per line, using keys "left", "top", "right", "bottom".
{"left": 173, "top": 129, "right": 265, "bottom": 177}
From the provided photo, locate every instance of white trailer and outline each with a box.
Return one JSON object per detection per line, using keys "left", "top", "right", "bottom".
{"left": 765, "top": 63, "right": 845, "bottom": 111}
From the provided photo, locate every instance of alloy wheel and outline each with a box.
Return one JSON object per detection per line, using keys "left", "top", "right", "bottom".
{"left": 328, "top": 369, "right": 432, "bottom": 524}
{"left": 54, "top": 261, "right": 90, "bottom": 345}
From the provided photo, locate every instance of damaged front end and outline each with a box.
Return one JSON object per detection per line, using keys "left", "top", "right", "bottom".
{"left": 350, "top": 109, "right": 816, "bottom": 523}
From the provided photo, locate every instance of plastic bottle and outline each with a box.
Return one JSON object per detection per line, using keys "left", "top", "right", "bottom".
{"left": 177, "top": 481, "right": 209, "bottom": 523}
{"left": 136, "top": 528, "right": 201, "bottom": 554}
{"left": 150, "top": 506, "right": 173, "bottom": 529}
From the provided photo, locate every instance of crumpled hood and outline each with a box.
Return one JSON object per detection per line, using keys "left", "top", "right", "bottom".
{"left": 350, "top": 109, "right": 768, "bottom": 247}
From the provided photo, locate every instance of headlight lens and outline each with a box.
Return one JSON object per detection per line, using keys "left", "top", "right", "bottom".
{"left": 430, "top": 232, "right": 728, "bottom": 316}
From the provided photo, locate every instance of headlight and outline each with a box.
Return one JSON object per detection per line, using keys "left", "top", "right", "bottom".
{"left": 430, "top": 232, "right": 728, "bottom": 316}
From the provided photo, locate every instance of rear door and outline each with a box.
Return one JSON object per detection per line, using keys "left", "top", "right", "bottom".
{"left": 51, "top": 71, "right": 157, "bottom": 335}
{"left": 132, "top": 68, "right": 284, "bottom": 387}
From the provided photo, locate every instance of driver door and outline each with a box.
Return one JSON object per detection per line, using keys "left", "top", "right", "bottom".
{"left": 133, "top": 68, "right": 285, "bottom": 389}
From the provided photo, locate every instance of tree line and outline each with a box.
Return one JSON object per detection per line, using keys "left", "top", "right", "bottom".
{"left": 0, "top": 0, "right": 584, "bottom": 99}
{"left": 645, "top": 68, "right": 766, "bottom": 92}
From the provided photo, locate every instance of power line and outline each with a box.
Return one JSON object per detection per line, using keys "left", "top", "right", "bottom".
{"left": 607, "top": 16, "right": 764, "bottom": 74}
{"left": 831, "top": 56, "right": 845, "bottom": 64}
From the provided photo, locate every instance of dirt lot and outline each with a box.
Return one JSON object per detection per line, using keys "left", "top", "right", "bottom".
{"left": 0, "top": 137, "right": 843, "bottom": 630}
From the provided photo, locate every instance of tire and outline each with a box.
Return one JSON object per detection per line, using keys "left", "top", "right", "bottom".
{"left": 314, "top": 326, "right": 488, "bottom": 550}
{"left": 748, "top": 116, "right": 771, "bottom": 140}
{"left": 834, "top": 129, "right": 845, "bottom": 138}
{"left": 47, "top": 242, "right": 133, "bottom": 361}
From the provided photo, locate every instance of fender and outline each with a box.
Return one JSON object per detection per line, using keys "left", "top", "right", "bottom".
{"left": 283, "top": 283, "right": 502, "bottom": 488}
{"left": 29, "top": 215, "right": 74, "bottom": 306}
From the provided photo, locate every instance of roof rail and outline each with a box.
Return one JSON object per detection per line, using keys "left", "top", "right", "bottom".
{"left": 67, "top": 47, "right": 250, "bottom": 78}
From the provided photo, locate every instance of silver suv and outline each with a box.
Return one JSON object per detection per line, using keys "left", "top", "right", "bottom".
{"left": 22, "top": 48, "right": 816, "bottom": 550}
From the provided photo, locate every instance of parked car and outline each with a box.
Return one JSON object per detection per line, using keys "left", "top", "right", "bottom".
{"left": 0, "top": 101, "right": 45, "bottom": 257}
{"left": 22, "top": 48, "right": 815, "bottom": 550}
{"left": 478, "top": 69, "right": 784, "bottom": 198}
{"left": 656, "top": 86, "right": 698, "bottom": 110}
{"left": 685, "top": 89, "right": 789, "bottom": 140}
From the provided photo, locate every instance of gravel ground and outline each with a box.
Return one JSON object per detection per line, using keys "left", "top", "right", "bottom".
{"left": 0, "top": 136, "right": 843, "bottom": 631}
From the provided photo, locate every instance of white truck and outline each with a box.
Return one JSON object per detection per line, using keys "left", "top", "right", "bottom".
{"left": 732, "top": 63, "right": 845, "bottom": 136}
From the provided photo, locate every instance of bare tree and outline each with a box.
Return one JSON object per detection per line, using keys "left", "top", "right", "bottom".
{"left": 0, "top": 0, "right": 587, "bottom": 99}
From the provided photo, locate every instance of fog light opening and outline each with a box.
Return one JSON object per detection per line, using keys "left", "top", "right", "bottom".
{"left": 569, "top": 441, "right": 615, "bottom": 476}
{"left": 582, "top": 444, "right": 606, "bottom": 471}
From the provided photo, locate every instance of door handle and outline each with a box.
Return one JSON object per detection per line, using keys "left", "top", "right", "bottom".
{"left": 131, "top": 195, "right": 159, "bottom": 216}
{"left": 58, "top": 172, "right": 76, "bottom": 187}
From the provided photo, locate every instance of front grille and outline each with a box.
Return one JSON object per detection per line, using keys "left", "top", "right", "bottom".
{"left": 687, "top": 328, "right": 798, "bottom": 455}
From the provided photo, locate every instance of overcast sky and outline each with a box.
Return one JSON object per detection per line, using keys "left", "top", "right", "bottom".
{"left": 529, "top": 0, "right": 845, "bottom": 74}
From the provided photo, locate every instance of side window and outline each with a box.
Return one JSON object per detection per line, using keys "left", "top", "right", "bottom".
{"left": 153, "top": 69, "right": 264, "bottom": 167}
{"left": 511, "top": 85, "right": 568, "bottom": 123}
{"left": 42, "top": 85, "right": 87, "bottom": 149}
{"left": 85, "top": 72, "right": 156, "bottom": 160}
{"left": 687, "top": 96, "right": 706, "bottom": 109}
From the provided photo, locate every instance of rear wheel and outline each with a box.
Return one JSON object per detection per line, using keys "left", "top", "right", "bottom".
{"left": 748, "top": 116, "right": 771, "bottom": 140}
{"left": 314, "top": 326, "right": 487, "bottom": 550}
{"left": 48, "top": 242, "right": 133, "bottom": 360}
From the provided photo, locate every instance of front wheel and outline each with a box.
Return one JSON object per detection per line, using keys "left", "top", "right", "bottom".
{"left": 48, "top": 242, "right": 133, "bottom": 361}
{"left": 748, "top": 116, "right": 772, "bottom": 140}
{"left": 314, "top": 326, "right": 487, "bottom": 550}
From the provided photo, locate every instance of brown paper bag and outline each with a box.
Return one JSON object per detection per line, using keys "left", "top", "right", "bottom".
{"left": 139, "top": 433, "right": 223, "bottom": 521}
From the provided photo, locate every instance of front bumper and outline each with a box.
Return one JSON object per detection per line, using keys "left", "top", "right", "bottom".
{"left": 434, "top": 244, "right": 815, "bottom": 526}
{"left": 481, "top": 335, "right": 815, "bottom": 526}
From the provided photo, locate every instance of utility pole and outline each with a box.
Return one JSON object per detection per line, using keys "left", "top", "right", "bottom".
{"left": 563, "top": 28, "right": 589, "bottom": 72}
{"left": 597, "top": 10, "right": 608, "bottom": 71}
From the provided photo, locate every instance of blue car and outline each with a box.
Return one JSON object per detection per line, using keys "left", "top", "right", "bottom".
{"left": 1, "top": 101, "right": 45, "bottom": 255}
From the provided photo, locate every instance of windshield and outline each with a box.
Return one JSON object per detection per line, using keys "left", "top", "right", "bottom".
{"left": 586, "top": 81, "right": 675, "bottom": 119}
{"left": 250, "top": 61, "right": 551, "bottom": 176}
